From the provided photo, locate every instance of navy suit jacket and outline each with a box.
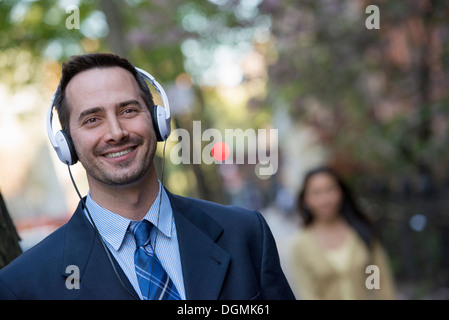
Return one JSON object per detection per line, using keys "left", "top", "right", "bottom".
{"left": 0, "top": 190, "right": 295, "bottom": 300}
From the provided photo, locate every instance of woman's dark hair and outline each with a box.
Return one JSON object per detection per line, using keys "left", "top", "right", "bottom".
{"left": 297, "top": 166, "right": 376, "bottom": 249}
{"left": 54, "top": 52, "right": 155, "bottom": 138}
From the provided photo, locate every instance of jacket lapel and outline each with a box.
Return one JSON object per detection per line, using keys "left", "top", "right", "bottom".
{"left": 168, "top": 191, "right": 231, "bottom": 300}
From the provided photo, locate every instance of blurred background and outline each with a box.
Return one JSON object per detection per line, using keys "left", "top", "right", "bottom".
{"left": 1, "top": 0, "right": 449, "bottom": 299}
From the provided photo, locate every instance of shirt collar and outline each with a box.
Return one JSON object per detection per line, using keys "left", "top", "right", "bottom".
{"left": 141, "top": 182, "right": 173, "bottom": 239}
{"left": 84, "top": 181, "right": 173, "bottom": 251}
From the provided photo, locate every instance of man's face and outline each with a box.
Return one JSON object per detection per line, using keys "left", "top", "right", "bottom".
{"left": 66, "top": 67, "right": 157, "bottom": 188}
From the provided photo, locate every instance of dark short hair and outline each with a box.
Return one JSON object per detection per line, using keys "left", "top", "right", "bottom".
{"left": 53, "top": 52, "right": 154, "bottom": 137}
{"left": 297, "top": 166, "right": 376, "bottom": 248}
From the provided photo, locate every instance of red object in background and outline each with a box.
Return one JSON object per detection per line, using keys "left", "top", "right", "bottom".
{"left": 211, "top": 142, "right": 231, "bottom": 162}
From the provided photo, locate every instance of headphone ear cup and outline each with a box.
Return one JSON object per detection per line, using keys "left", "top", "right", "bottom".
{"left": 152, "top": 105, "right": 162, "bottom": 141}
{"left": 55, "top": 130, "right": 78, "bottom": 165}
{"left": 152, "top": 105, "right": 170, "bottom": 141}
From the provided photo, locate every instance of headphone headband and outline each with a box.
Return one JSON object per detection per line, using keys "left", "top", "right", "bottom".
{"left": 135, "top": 67, "right": 170, "bottom": 120}
{"left": 47, "top": 67, "right": 171, "bottom": 165}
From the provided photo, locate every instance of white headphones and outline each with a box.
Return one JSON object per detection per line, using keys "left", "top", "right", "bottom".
{"left": 47, "top": 67, "right": 171, "bottom": 165}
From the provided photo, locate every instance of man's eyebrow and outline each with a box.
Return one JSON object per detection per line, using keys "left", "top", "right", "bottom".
{"left": 78, "top": 106, "right": 104, "bottom": 122}
{"left": 116, "top": 99, "right": 142, "bottom": 109}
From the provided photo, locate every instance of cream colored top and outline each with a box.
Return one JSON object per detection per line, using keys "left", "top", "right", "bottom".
{"left": 323, "top": 233, "right": 354, "bottom": 299}
{"left": 291, "top": 227, "right": 396, "bottom": 300}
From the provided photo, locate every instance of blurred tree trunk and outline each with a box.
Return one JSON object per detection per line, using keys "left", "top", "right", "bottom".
{"left": 173, "top": 86, "right": 226, "bottom": 204}
{"left": 0, "top": 191, "right": 22, "bottom": 269}
{"left": 98, "top": 0, "right": 129, "bottom": 59}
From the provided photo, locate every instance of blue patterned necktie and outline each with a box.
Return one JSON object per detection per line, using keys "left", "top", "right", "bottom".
{"left": 129, "top": 220, "right": 181, "bottom": 300}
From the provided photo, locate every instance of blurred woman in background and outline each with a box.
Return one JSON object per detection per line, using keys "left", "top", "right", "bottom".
{"left": 291, "top": 166, "right": 396, "bottom": 300}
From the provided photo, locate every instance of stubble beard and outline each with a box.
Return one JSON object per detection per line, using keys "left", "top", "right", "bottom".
{"left": 80, "top": 135, "right": 157, "bottom": 187}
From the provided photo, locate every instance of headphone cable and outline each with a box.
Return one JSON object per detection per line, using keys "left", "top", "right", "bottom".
{"left": 146, "top": 139, "right": 167, "bottom": 299}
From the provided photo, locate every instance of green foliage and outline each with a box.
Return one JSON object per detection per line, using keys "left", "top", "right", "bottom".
{"left": 262, "top": 0, "right": 449, "bottom": 188}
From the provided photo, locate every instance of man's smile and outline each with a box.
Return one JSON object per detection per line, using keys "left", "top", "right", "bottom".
{"left": 103, "top": 147, "right": 136, "bottom": 158}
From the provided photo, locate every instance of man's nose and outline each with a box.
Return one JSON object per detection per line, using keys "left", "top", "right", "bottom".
{"left": 104, "top": 116, "right": 129, "bottom": 143}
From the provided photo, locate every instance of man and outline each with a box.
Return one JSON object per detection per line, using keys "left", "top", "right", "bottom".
{"left": 0, "top": 53, "right": 295, "bottom": 300}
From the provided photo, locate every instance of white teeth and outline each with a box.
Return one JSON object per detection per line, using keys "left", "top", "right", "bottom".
{"left": 104, "top": 148, "right": 134, "bottom": 158}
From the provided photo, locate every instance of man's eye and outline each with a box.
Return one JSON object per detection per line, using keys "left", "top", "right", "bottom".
{"left": 122, "top": 108, "right": 138, "bottom": 116}
{"left": 85, "top": 117, "right": 98, "bottom": 125}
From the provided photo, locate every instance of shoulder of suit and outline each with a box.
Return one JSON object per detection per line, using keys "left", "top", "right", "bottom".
{"left": 168, "top": 190, "right": 256, "bottom": 212}
{"left": 167, "top": 191, "right": 263, "bottom": 225}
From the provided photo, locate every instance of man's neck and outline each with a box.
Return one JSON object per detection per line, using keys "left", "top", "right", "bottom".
{"left": 87, "top": 165, "right": 160, "bottom": 221}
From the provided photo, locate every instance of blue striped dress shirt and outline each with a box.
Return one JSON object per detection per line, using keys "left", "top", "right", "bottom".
{"left": 83, "top": 181, "right": 186, "bottom": 300}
